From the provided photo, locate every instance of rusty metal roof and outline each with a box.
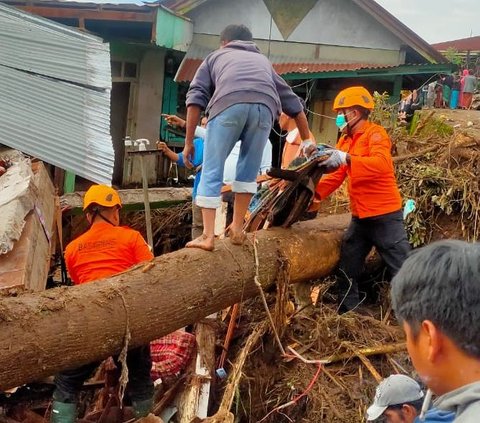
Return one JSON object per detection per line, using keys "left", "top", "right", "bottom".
{"left": 174, "top": 43, "right": 401, "bottom": 82}
{"left": 157, "top": 0, "right": 208, "bottom": 14}
{"left": 432, "top": 36, "right": 480, "bottom": 52}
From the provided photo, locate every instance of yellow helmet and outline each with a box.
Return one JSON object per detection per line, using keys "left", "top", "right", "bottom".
{"left": 333, "top": 86, "right": 374, "bottom": 111}
{"left": 83, "top": 184, "right": 122, "bottom": 211}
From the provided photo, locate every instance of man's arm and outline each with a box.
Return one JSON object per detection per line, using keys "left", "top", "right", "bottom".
{"left": 293, "top": 111, "right": 311, "bottom": 141}
{"left": 183, "top": 105, "right": 202, "bottom": 168}
{"left": 157, "top": 142, "right": 179, "bottom": 162}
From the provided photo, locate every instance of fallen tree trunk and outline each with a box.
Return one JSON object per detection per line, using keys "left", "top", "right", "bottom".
{"left": 0, "top": 214, "right": 349, "bottom": 391}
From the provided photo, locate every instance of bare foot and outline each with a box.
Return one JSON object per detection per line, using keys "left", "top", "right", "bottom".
{"left": 229, "top": 230, "right": 247, "bottom": 246}
{"left": 186, "top": 234, "right": 215, "bottom": 251}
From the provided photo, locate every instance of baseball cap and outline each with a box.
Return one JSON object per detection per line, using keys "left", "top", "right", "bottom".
{"left": 366, "top": 375, "right": 424, "bottom": 421}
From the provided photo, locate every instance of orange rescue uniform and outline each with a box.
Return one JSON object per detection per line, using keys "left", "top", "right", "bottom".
{"left": 65, "top": 221, "right": 154, "bottom": 285}
{"left": 315, "top": 121, "right": 402, "bottom": 218}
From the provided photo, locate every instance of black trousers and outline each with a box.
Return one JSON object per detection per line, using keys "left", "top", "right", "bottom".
{"left": 336, "top": 210, "right": 411, "bottom": 312}
{"left": 53, "top": 346, "right": 153, "bottom": 404}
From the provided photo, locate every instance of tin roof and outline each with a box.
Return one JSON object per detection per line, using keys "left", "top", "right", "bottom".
{"left": 157, "top": 0, "right": 208, "bottom": 14}
{"left": 175, "top": 56, "right": 394, "bottom": 83}
{"left": 432, "top": 36, "right": 480, "bottom": 52}
{"left": 0, "top": 3, "right": 114, "bottom": 184}
{"left": 174, "top": 43, "right": 399, "bottom": 82}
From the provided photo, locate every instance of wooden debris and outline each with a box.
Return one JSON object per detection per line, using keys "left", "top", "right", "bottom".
{"left": 0, "top": 161, "right": 56, "bottom": 291}
{"left": 344, "top": 343, "right": 383, "bottom": 383}
{"left": 320, "top": 343, "right": 406, "bottom": 365}
{"left": 175, "top": 317, "right": 217, "bottom": 422}
{"left": 200, "top": 322, "right": 267, "bottom": 423}
{"left": 0, "top": 153, "right": 35, "bottom": 255}
{"left": 61, "top": 187, "right": 192, "bottom": 214}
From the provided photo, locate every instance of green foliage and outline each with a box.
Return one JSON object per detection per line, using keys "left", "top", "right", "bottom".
{"left": 397, "top": 159, "right": 479, "bottom": 246}
{"left": 444, "top": 47, "right": 464, "bottom": 66}
{"left": 370, "top": 91, "right": 394, "bottom": 129}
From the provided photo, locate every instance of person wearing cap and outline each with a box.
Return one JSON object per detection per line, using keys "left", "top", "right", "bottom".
{"left": 183, "top": 23, "right": 312, "bottom": 251}
{"left": 367, "top": 374, "right": 454, "bottom": 422}
{"left": 391, "top": 240, "right": 480, "bottom": 422}
{"left": 310, "top": 86, "right": 410, "bottom": 314}
{"left": 51, "top": 185, "right": 154, "bottom": 423}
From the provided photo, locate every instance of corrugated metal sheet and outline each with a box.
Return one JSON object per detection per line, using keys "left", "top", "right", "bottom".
{"left": 174, "top": 44, "right": 395, "bottom": 82}
{"left": 0, "top": 3, "right": 114, "bottom": 185}
{"left": 432, "top": 36, "right": 480, "bottom": 52}
{"left": 158, "top": 0, "right": 208, "bottom": 14}
{"left": 155, "top": 5, "right": 193, "bottom": 52}
{"left": 0, "top": 3, "right": 111, "bottom": 89}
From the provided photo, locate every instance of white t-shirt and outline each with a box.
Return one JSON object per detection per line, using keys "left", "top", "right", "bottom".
{"left": 223, "top": 141, "right": 272, "bottom": 184}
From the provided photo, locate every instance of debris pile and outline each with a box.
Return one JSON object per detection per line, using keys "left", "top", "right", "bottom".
{"left": 128, "top": 203, "right": 192, "bottom": 255}
{"left": 394, "top": 109, "right": 480, "bottom": 245}
{"left": 212, "top": 293, "right": 407, "bottom": 423}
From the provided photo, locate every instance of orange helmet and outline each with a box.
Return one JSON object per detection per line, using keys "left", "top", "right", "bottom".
{"left": 333, "top": 86, "right": 374, "bottom": 111}
{"left": 83, "top": 184, "right": 122, "bottom": 211}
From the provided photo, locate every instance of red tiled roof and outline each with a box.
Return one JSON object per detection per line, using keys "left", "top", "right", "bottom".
{"left": 432, "top": 36, "right": 480, "bottom": 52}
{"left": 175, "top": 58, "right": 396, "bottom": 82}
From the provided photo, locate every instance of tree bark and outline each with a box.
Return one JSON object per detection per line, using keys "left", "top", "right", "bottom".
{"left": 0, "top": 214, "right": 349, "bottom": 391}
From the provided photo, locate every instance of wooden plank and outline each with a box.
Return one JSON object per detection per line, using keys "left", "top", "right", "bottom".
{"left": 0, "top": 161, "right": 56, "bottom": 292}
{"left": 0, "top": 153, "right": 36, "bottom": 255}
{"left": 61, "top": 187, "right": 192, "bottom": 214}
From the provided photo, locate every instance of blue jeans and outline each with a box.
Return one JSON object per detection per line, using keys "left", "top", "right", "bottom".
{"left": 196, "top": 103, "right": 272, "bottom": 209}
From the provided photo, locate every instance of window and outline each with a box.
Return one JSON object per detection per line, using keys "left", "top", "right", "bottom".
{"left": 111, "top": 60, "right": 138, "bottom": 80}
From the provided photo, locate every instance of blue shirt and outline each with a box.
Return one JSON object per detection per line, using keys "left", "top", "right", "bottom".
{"left": 414, "top": 408, "right": 455, "bottom": 423}
{"left": 177, "top": 137, "right": 203, "bottom": 199}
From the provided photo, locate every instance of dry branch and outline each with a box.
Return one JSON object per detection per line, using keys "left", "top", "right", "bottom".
{"left": 320, "top": 343, "right": 406, "bottom": 365}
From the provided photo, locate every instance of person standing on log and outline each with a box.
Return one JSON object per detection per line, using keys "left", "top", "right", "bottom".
{"left": 182, "top": 23, "right": 312, "bottom": 251}
{"left": 310, "top": 86, "right": 410, "bottom": 314}
{"left": 51, "top": 185, "right": 154, "bottom": 423}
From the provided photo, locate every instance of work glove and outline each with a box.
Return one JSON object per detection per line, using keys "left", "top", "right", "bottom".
{"left": 300, "top": 139, "right": 316, "bottom": 157}
{"left": 317, "top": 148, "right": 347, "bottom": 172}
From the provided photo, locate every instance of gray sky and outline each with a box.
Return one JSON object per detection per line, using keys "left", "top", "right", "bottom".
{"left": 68, "top": 0, "right": 479, "bottom": 44}
{"left": 375, "top": 0, "right": 479, "bottom": 43}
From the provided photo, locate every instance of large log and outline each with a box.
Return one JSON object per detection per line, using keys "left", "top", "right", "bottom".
{"left": 0, "top": 214, "right": 349, "bottom": 391}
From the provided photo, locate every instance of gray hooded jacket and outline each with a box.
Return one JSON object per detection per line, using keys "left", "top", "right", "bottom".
{"left": 186, "top": 40, "right": 303, "bottom": 120}
{"left": 434, "top": 382, "right": 480, "bottom": 422}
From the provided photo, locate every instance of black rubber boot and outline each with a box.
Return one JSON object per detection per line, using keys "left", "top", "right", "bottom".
{"left": 132, "top": 398, "right": 153, "bottom": 419}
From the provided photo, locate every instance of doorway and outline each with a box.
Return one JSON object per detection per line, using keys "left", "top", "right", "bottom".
{"left": 110, "top": 82, "right": 131, "bottom": 186}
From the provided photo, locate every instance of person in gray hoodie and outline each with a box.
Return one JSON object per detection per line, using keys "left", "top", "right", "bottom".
{"left": 391, "top": 240, "right": 480, "bottom": 422}
{"left": 182, "top": 24, "right": 312, "bottom": 251}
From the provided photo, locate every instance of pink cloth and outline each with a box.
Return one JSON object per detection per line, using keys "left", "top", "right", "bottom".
{"left": 150, "top": 330, "right": 196, "bottom": 382}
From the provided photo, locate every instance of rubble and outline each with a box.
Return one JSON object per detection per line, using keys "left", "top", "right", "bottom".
{"left": 0, "top": 151, "right": 56, "bottom": 291}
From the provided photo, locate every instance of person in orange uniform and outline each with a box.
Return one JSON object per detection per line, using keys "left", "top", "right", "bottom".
{"left": 279, "top": 111, "right": 316, "bottom": 169}
{"left": 51, "top": 185, "right": 154, "bottom": 423}
{"left": 313, "top": 86, "right": 410, "bottom": 314}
